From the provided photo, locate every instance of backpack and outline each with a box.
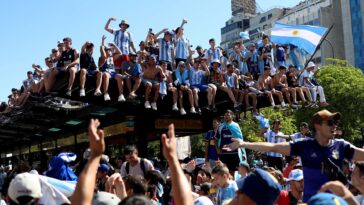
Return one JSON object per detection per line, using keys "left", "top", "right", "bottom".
{"left": 125, "top": 158, "right": 146, "bottom": 176}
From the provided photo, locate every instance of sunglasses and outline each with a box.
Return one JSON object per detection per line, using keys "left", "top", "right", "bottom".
{"left": 325, "top": 119, "right": 339, "bottom": 126}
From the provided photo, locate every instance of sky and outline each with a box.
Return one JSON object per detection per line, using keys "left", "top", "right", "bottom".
{"left": 0, "top": 0, "right": 301, "bottom": 102}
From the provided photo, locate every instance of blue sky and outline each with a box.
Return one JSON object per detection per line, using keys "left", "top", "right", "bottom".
{"left": 0, "top": 0, "right": 301, "bottom": 102}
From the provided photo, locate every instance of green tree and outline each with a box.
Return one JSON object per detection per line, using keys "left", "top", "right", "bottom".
{"left": 295, "top": 59, "right": 364, "bottom": 142}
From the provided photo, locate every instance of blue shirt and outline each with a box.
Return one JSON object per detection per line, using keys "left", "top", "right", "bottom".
{"left": 276, "top": 46, "right": 286, "bottom": 62}
{"left": 290, "top": 138, "right": 355, "bottom": 202}
{"left": 217, "top": 181, "right": 238, "bottom": 205}
{"left": 175, "top": 36, "right": 189, "bottom": 59}
{"left": 189, "top": 67, "right": 205, "bottom": 85}
{"left": 205, "top": 130, "right": 219, "bottom": 160}
{"left": 205, "top": 48, "right": 222, "bottom": 65}
{"left": 159, "top": 38, "right": 174, "bottom": 62}
{"left": 121, "top": 61, "right": 142, "bottom": 77}
{"left": 264, "top": 130, "right": 286, "bottom": 157}
{"left": 112, "top": 30, "right": 133, "bottom": 55}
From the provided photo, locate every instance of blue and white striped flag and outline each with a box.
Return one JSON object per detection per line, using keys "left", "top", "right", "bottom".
{"left": 239, "top": 31, "right": 250, "bottom": 40}
{"left": 271, "top": 23, "right": 327, "bottom": 55}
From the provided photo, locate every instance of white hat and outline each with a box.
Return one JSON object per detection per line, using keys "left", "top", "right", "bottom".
{"left": 287, "top": 169, "right": 303, "bottom": 181}
{"left": 92, "top": 191, "right": 121, "bottom": 205}
{"left": 8, "top": 173, "right": 42, "bottom": 204}
{"left": 307, "top": 61, "right": 316, "bottom": 69}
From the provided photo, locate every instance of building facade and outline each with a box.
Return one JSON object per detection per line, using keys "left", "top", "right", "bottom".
{"left": 349, "top": 0, "right": 364, "bottom": 71}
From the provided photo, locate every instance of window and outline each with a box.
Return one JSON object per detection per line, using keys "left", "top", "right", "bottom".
{"left": 268, "top": 14, "right": 273, "bottom": 19}
{"left": 260, "top": 16, "right": 266, "bottom": 23}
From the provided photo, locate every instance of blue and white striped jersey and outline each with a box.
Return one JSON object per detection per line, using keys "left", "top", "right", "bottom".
{"left": 175, "top": 36, "right": 189, "bottom": 60}
{"left": 264, "top": 130, "right": 285, "bottom": 157}
{"left": 112, "top": 30, "right": 133, "bottom": 55}
{"left": 205, "top": 48, "right": 222, "bottom": 65}
{"left": 189, "top": 67, "right": 204, "bottom": 85}
{"left": 158, "top": 38, "right": 174, "bottom": 62}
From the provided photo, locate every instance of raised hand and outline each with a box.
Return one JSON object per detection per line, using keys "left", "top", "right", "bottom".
{"left": 88, "top": 119, "right": 105, "bottom": 158}
{"left": 223, "top": 138, "right": 243, "bottom": 152}
{"left": 161, "top": 124, "right": 177, "bottom": 162}
{"left": 109, "top": 17, "right": 116, "bottom": 21}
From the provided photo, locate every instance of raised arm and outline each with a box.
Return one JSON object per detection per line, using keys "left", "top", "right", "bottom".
{"left": 176, "top": 19, "right": 187, "bottom": 39}
{"left": 104, "top": 17, "right": 116, "bottom": 34}
{"left": 32, "top": 64, "right": 44, "bottom": 74}
{"left": 352, "top": 147, "right": 364, "bottom": 161}
{"left": 71, "top": 119, "right": 105, "bottom": 205}
{"left": 226, "top": 138, "right": 291, "bottom": 156}
{"left": 162, "top": 124, "right": 194, "bottom": 205}
{"left": 153, "top": 28, "right": 168, "bottom": 41}
{"left": 81, "top": 41, "right": 89, "bottom": 55}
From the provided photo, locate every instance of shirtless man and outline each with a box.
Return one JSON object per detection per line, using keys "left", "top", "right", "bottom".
{"left": 273, "top": 66, "right": 300, "bottom": 109}
{"left": 258, "top": 66, "right": 285, "bottom": 108}
{"left": 140, "top": 55, "right": 165, "bottom": 110}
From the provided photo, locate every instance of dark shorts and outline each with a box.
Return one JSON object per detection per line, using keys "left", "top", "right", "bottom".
{"left": 275, "top": 85, "right": 284, "bottom": 91}
{"left": 143, "top": 79, "right": 159, "bottom": 86}
{"left": 219, "top": 152, "right": 241, "bottom": 172}
{"left": 191, "top": 84, "right": 209, "bottom": 92}
{"left": 87, "top": 70, "right": 99, "bottom": 76}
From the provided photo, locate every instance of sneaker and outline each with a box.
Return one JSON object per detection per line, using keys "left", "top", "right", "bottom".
{"left": 190, "top": 107, "right": 197, "bottom": 114}
{"left": 281, "top": 102, "right": 286, "bottom": 107}
{"left": 118, "top": 94, "right": 126, "bottom": 102}
{"left": 234, "top": 102, "right": 241, "bottom": 108}
{"left": 180, "top": 108, "right": 186, "bottom": 115}
{"left": 172, "top": 103, "right": 179, "bottom": 111}
{"left": 319, "top": 102, "right": 330, "bottom": 107}
{"left": 290, "top": 104, "right": 299, "bottom": 109}
{"left": 104, "top": 93, "right": 111, "bottom": 101}
{"left": 80, "top": 89, "right": 86, "bottom": 97}
{"left": 94, "top": 89, "right": 102, "bottom": 96}
{"left": 145, "top": 101, "right": 151, "bottom": 109}
{"left": 197, "top": 108, "right": 202, "bottom": 114}
{"left": 246, "top": 106, "right": 254, "bottom": 110}
{"left": 206, "top": 105, "right": 212, "bottom": 111}
{"left": 66, "top": 89, "right": 72, "bottom": 96}
{"left": 151, "top": 102, "right": 157, "bottom": 110}
{"left": 129, "top": 92, "right": 137, "bottom": 99}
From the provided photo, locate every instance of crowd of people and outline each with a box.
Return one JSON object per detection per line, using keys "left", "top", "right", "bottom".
{"left": 1, "top": 108, "right": 364, "bottom": 205}
{"left": 0, "top": 18, "right": 330, "bottom": 116}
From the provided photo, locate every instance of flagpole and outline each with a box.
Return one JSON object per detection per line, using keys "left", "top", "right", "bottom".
{"left": 304, "top": 24, "right": 334, "bottom": 68}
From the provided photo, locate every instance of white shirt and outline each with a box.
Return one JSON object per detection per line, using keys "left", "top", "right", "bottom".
{"left": 120, "top": 158, "right": 154, "bottom": 177}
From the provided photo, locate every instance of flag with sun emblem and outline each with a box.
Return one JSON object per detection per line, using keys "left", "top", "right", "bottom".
{"left": 270, "top": 23, "right": 327, "bottom": 55}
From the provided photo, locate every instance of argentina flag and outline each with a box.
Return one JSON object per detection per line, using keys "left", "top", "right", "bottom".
{"left": 239, "top": 31, "right": 250, "bottom": 40}
{"left": 270, "top": 23, "right": 327, "bottom": 55}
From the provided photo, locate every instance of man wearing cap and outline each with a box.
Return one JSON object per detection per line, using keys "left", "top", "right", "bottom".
{"left": 300, "top": 61, "right": 329, "bottom": 106}
{"left": 105, "top": 17, "right": 136, "bottom": 56}
{"left": 227, "top": 109, "right": 364, "bottom": 202}
{"left": 229, "top": 168, "right": 282, "bottom": 205}
{"left": 7, "top": 173, "right": 42, "bottom": 205}
{"left": 276, "top": 169, "right": 304, "bottom": 205}
{"left": 22, "top": 71, "right": 35, "bottom": 92}
{"left": 121, "top": 52, "right": 142, "bottom": 99}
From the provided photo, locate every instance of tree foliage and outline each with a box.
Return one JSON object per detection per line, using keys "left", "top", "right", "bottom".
{"left": 296, "top": 59, "right": 364, "bottom": 143}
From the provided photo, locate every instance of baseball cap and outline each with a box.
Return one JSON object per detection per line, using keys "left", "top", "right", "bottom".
{"left": 287, "top": 169, "right": 303, "bottom": 181}
{"left": 308, "top": 193, "right": 348, "bottom": 205}
{"left": 300, "top": 122, "right": 309, "bottom": 128}
{"left": 307, "top": 61, "right": 316, "bottom": 69}
{"left": 98, "top": 163, "right": 110, "bottom": 173}
{"left": 238, "top": 168, "right": 281, "bottom": 205}
{"left": 312, "top": 110, "right": 341, "bottom": 125}
{"left": 8, "top": 173, "right": 42, "bottom": 204}
{"left": 92, "top": 191, "right": 121, "bottom": 205}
